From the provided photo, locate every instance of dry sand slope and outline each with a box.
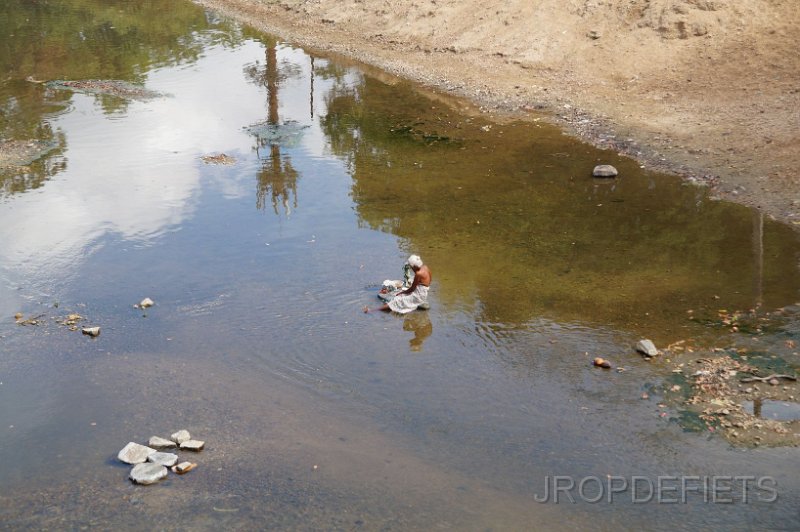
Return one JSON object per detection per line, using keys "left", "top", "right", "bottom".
{"left": 199, "top": 0, "right": 800, "bottom": 227}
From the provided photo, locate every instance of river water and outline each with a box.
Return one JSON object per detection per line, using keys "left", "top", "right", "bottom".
{"left": 1, "top": 1, "right": 799, "bottom": 530}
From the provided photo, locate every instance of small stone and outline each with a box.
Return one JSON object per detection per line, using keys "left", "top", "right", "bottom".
{"left": 592, "top": 357, "right": 611, "bottom": 369}
{"left": 180, "top": 439, "right": 205, "bottom": 451}
{"left": 635, "top": 339, "right": 659, "bottom": 357}
{"left": 129, "top": 463, "right": 168, "bottom": 485}
{"left": 118, "top": 442, "right": 157, "bottom": 465}
{"left": 768, "top": 378, "right": 779, "bottom": 386}
{"left": 81, "top": 326, "right": 101, "bottom": 337}
{"left": 170, "top": 430, "right": 191, "bottom": 444}
{"left": 147, "top": 452, "right": 178, "bottom": 467}
{"left": 148, "top": 436, "right": 177, "bottom": 449}
{"left": 172, "top": 462, "right": 197, "bottom": 475}
{"left": 14, "top": 312, "right": 23, "bottom": 320}
{"left": 139, "top": 297, "right": 154, "bottom": 308}
{"left": 592, "top": 164, "right": 618, "bottom": 178}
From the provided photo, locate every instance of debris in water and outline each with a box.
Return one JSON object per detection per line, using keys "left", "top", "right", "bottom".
{"left": 201, "top": 153, "right": 236, "bottom": 165}
{"left": 44, "top": 79, "right": 167, "bottom": 101}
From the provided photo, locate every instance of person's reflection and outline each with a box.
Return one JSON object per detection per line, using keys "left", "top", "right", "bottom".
{"left": 403, "top": 311, "right": 433, "bottom": 352}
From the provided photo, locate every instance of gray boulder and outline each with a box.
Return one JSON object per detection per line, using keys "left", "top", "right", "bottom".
{"left": 118, "top": 442, "right": 157, "bottom": 465}
{"left": 635, "top": 339, "right": 659, "bottom": 357}
{"left": 147, "top": 452, "right": 179, "bottom": 467}
{"left": 148, "top": 436, "right": 177, "bottom": 449}
{"left": 180, "top": 439, "right": 205, "bottom": 451}
{"left": 129, "top": 463, "right": 168, "bottom": 485}
{"left": 170, "top": 430, "right": 191, "bottom": 444}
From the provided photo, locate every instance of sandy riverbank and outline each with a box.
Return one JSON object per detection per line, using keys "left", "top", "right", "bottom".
{"left": 197, "top": 0, "right": 800, "bottom": 228}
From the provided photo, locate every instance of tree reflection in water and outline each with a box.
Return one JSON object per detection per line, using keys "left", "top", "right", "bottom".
{"left": 243, "top": 38, "right": 299, "bottom": 217}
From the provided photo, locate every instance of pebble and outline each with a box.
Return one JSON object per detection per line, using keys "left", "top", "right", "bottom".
{"left": 592, "top": 164, "right": 618, "bottom": 178}
{"left": 129, "top": 463, "right": 168, "bottom": 485}
{"left": 148, "top": 436, "right": 177, "bottom": 449}
{"left": 592, "top": 357, "right": 612, "bottom": 368}
{"left": 180, "top": 439, "right": 205, "bottom": 451}
{"left": 170, "top": 430, "right": 191, "bottom": 444}
{"left": 118, "top": 442, "right": 157, "bottom": 465}
{"left": 147, "top": 452, "right": 179, "bottom": 467}
{"left": 635, "top": 339, "right": 659, "bottom": 357}
{"left": 81, "top": 326, "right": 101, "bottom": 337}
{"left": 172, "top": 462, "right": 197, "bottom": 475}
{"left": 134, "top": 297, "right": 155, "bottom": 309}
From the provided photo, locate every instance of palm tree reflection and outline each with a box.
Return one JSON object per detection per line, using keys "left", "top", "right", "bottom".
{"left": 244, "top": 38, "right": 299, "bottom": 216}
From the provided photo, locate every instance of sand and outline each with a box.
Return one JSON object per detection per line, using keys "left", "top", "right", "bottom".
{"left": 197, "top": 0, "right": 800, "bottom": 228}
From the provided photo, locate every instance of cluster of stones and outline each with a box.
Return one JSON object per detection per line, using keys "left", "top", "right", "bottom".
{"left": 117, "top": 430, "right": 205, "bottom": 485}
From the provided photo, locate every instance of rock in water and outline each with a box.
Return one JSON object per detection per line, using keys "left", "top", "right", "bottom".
{"left": 170, "top": 430, "right": 191, "bottom": 444}
{"left": 592, "top": 164, "right": 618, "bottom": 177}
{"left": 635, "top": 339, "right": 659, "bottom": 357}
{"left": 129, "top": 463, "right": 168, "bottom": 485}
{"left": 139, "top": 297, "right": 154, "bottom": 308}
{"left": 148, "top": 436, "right": 176, "bottom": 449}
{"left": 81, "top": 326, "right": 101, "bottom": 337}
{"left": 147, "top": 452, "right": 179, "bottom": 467}
{"left": 180, "top": 440, "right": 205, "bottom": 452}
{"left": 172, "top": 461, "right": 197, "bottom": 475}
{"left": 118, "top": 442, "right": 157, "bottom": 464}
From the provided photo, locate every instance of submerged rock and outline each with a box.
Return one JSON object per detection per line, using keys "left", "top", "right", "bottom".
{"left": 170, "top": 430, "right": 191, "bottom": 444}
{"left": 45, "top": 80, "right": 167, "bottom": 101}
{"left": 635, "top": 339, "right": 659, "bottom": 357}
{"left": 148, "top": 436, "right": 176, "bottom": 449}
{"left": 147, "top": 452, "right": 179, "bottom": 467}
{"left": 129, "top": 463, "right": 168, "bottom": 485}
{"left": 592, "top": 164, "right": 618, "bottom": 177}
{"left": 118, "top": 442, "right": 157, "bottom": 465}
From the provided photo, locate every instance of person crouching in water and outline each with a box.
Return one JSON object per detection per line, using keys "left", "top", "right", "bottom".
{"left": 365, "top": 255, "right": 431, "bottom": 313}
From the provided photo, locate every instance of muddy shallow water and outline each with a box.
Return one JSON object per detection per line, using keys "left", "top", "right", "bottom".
{"left": 1, "top": 1, "right": 799, "bottom": 530}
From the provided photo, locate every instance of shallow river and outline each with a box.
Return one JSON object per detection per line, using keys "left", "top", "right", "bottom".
{"left": 1, "top": 1, "right": 799, "bottom": 530}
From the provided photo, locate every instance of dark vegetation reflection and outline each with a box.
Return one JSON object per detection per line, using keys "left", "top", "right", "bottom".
{"left": 320, "top": 77, "right": 800, "bottom": 335}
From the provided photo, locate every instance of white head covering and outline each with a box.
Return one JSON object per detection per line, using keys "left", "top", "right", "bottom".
{"left": 407, "top": 254, "right": 423, "bottom": 268}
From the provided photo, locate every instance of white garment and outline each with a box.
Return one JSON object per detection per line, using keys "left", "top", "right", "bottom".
{"left": 388, "top": 285, "right": 429, "bottom": 314}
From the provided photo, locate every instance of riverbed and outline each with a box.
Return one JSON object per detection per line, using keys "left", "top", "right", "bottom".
{"left": 1, "top": 1, "right": 798, "bottom": 529}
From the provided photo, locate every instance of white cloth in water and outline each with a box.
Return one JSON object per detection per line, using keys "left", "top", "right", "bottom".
{"left": 388, "top": 285, "right": 429, "bottom": 314}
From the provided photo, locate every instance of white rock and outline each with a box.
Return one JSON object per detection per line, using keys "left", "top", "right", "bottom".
{"left": 139, "top": 297, "right": 154, "bottom": 308}
{"left": 147, "top": 452, "right": 179, "bottom": 467}
{"left": 592, "top": 164, "right": 618, "bottom": 178}
{"left": 170, "top": 430, "right": 191, "bottom": 444}
{"left": 81, "top": 326, "right": 101, "bottom": 337}
{"left": 129, "top": 463, "right": 168, "bottom": 485}
{"left": 148, "top": 436, "right": 176, "bottom": 449}
{"left": 179, "top": 439, "right": 205, "bottom": 451}
{"left": 635, "top": 339, "right": 659, "bottom": 357}
{"left": 118, "top": 442, "right": 157, "bottom": 464}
